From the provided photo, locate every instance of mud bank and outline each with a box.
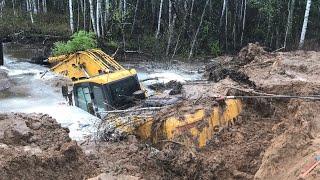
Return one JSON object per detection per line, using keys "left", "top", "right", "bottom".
{"left": 88, "top": 44, "right": 320, "bottom": 179}
{"left": 0, "top": 113, "right": 96, "bottom": 180}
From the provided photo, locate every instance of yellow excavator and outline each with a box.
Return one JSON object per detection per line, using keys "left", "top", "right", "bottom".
{"left": 48, "top": 49, "right": 243, "bottom": 148}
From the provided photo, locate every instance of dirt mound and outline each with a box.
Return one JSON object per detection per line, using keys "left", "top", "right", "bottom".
{"left": 0, "top": 113, "right": 96, "bottom": 180}
{"left": 148, "top": 80, "right": 183, "bottom": 95}
{"left": 203, "top": 43, "right": 266, "bottom": 87}
{"left": 234, "top": 42, "right": 267, "bottom": 65}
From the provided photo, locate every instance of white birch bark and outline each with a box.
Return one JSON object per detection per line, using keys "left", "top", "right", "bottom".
{"left": 26, "top": 0, "right": 34, "bottom": 23}
{"left": 220, "top": 0, "right": 226, "bottom": 28}
{"left": 32, "top": 0, "right": 37, "bottom": 14}
{"left": 69, "top": 0, "right": 74, "bottom": 33}
{"left": 42, "top": 0, "right": 47, "bottom": 13}
{"left": 123, "top": 0, "right": 126, "bottom": 15}
{"left": 299, "top": 0, "right": 312, "bottom": 48}
{"left": 96, "top": 0, "right": 101, "bottom": 37}
{"left": 188, "top": 0, "right": 209, "bottom": 60}
{"left": 155, "top": 0, "right": 164, "bottom": 39}
{"left": 89, "top": 0, "right": 97, "bottom": 33}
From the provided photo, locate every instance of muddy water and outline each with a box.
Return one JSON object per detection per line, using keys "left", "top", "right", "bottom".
{"left": 0, "top": 43, "right": 202, "bottom": 141}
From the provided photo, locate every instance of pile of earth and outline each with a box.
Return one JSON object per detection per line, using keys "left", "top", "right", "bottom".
{"left": 89, "top": 44, "right": 320, "bottom": 179}
{"left": 0, "top": 113, "right": 97, "bottom": 180}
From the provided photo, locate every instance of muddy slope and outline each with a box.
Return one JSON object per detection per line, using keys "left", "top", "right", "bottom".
{"left": 88, "top": 44, "right": 320, "bottom": 179}
{"left": 0, "top": 113, "right": 96, "bottom": 180}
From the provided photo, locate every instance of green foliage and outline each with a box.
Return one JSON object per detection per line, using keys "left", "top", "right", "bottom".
{"left": 210, "top": 41, "right": 221, "bottom": 57}
{"left": 52, "top": 31, "right": 97, "bottom": 56}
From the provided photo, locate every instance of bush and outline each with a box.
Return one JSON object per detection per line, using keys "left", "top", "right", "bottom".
{"left": 52, "top": 31, "right": 97, "bottom": 56}
{"left": 210, "top": 41, "right": 221, "bottom": 57}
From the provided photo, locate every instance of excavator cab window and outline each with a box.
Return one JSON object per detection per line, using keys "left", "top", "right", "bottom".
{"left": 76, "top": 86, "right": 94, "bottom": 114}
{"left": 92, "top": 85, "right": 106, "bottom": 112}
{"left": 107, "top": 76, "right": 141, "bottom": 109}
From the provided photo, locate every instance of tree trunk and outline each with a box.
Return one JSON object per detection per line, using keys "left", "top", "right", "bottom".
{"left": 89, "top": 0, "right": 97, "bottom": 34}
{"left": 32, "top": 0, "right": 37, "bottom": 14}
{"left": 96, "top": 0, "right": 101, "bottom": 37}
{"left": 188, "top": 0, "right": 209, "bottom": 60}
{"left": 123, "top": 0, "right": 126, "bottom": 15}
{"left": 131, "top": 0, "right": 139, "bottom": 35}
{"left": 240, "top": 0, "right": 246, "bottom": 46}
{"left": 12, "top": 0, "right": 16, "bottom": 16}
{"left": 26, "top": 0, "right": 34, "bottom": 23}
{"left": 83, "top": 0, "right": 86, "bottom": 30}
{"left": 172, "top": 0, "right": 188, "bottom": 58}
{"left": 104, "top": 0, "right": 109, "bottom": 29}
{"left": 220, "top": 0, "right": 227, "bottom": 29}
{"left": 189, "top": 0, "right": 195, "bottom": 26}
{"left": 225, "top": 0, "right": 228, "bottom": 51}
{"left": 69, "top": 0, "right": 74, "bottom": 33}
{"left": 166, "top": 0, "right": 173, "bottom": 56}
{"left": 299, "top": 0, "right": 312, "bottom": 49}
{"left": 284, "top": 0, "right": 296, "bottom": 49}
{"left": 155, "top": 0, "right": 164, "bottom": 39}
{"left": 166, "top": 1, "right": 176, "bottom": 56}
{"left": 42, "top": 0, "right": 47, "bottom": 13}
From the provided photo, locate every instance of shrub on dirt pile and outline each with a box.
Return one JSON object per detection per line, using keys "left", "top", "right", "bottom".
{"left": 52, "top": 31, "right": 97, "bottom": 56}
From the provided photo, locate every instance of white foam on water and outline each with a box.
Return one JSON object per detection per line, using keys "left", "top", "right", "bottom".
{"left": 0, "top": 43, "right": 202, "bottom": 141}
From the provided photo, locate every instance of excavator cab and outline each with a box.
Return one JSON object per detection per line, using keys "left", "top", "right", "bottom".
{"left": 48, "top": 49, "right": 146, "bottom": 116}
{"left": 73, "top": 75, "right": 144, "bottom": 116}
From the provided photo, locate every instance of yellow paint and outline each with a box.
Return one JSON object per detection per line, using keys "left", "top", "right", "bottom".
{"left": 49, "top": 49, "right": 243, "bottom": 148}
{"left": 135, "top": 99, "right": 243, "bottom": 148}
{"left": 48, "top": 49, "right": 136, "bottom": 85}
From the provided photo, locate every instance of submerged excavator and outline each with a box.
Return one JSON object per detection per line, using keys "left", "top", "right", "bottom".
{"left": 47, "top": 49, "right": 243, "bottom": 148}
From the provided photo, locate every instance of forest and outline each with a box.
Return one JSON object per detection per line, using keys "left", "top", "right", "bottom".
{"left": 3, "top": 1, "right": 320, "bottom": 179}
{"left": 0, "top": 0, "right": 320, "bottom": 58}
{"left": 0, "top": 0, "right": 318, "bottom": 58}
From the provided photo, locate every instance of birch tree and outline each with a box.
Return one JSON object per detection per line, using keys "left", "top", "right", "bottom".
{"left": 299, "top": 0, "right": 312, "bottom": 49}
{"left": 69, "top": 0, "right": 74, "bottom": 33}
{"left": 96, "top": 0, "right": 102, "bottom": 37}
{"left": 88, "top": 0, "right": 97, "bottom": 34}
{"left": 26, "top": 0, "right": 34, "bottom": 24}
{"left": 188, "top": 0, "right": 209, "bottom": 60}
{"left": 42, "top": 0, "right": 47, "bottom": 13}
{"left": 155, "top": 0, "right": 164, "bottom": 39}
